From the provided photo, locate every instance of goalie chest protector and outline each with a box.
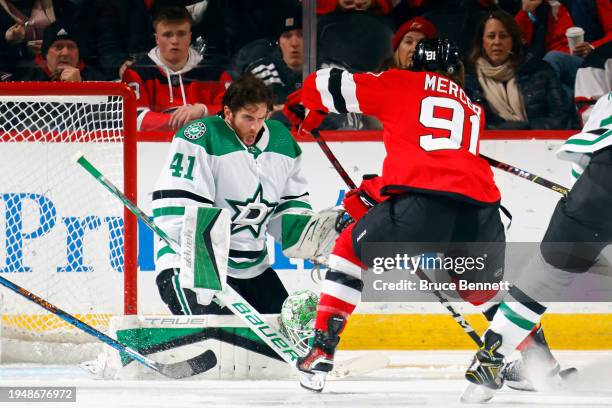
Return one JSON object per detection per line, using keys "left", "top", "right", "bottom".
{"left": 152, "top": 115, "right": 311, "bottom": 279}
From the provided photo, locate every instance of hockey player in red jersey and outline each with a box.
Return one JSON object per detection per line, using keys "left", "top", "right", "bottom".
{"left": 296, "top": 38, "right": 508, "bottom": 392}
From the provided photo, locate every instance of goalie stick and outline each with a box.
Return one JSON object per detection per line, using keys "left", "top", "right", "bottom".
{"left": 74, "top": 152, "right": 308, "bottom": 368}
{"left": 74, "top": 152, "right": 388, "bottom": 379}
{"left": 0, "top": 275, "right": 217, "bottom": 379}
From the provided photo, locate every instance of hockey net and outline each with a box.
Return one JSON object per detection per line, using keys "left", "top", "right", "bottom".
{"left": 0, "top": 82, "right": 137, "bottom": 363}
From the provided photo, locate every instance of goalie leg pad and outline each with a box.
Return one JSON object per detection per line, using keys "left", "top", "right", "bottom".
{"left": 180, "top": 206, "right": 230, "bottom": 297}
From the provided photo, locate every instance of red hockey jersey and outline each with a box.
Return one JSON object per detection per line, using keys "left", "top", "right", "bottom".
{"left": 302, "top": 68, "right": 501, "bottom": 205}
{"left": 122, "top": 48, "right": 230, "bottom": 131}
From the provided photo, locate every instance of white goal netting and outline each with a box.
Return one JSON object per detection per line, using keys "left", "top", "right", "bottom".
{"left": 0, "top": 83, "right": 137, "bottom": 363}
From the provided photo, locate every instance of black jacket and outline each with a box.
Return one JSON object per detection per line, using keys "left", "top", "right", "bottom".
{"left": 244, "top": 47, "right": 302, "bottom": 105}
{"left": 465, "top": 58, "right": 569, "bottom": 130}
{"left": 14, "top": 60, "right": 106, "bottom": 82}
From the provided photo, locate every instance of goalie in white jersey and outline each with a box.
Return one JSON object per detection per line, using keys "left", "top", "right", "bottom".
{"left": 152, "top": 75, "right": 339, "bottom": 315}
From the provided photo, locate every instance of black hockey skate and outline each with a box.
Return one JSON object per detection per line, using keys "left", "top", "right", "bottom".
{"left": 503, "top": 324, "right": 577, "bottom": 391}
{"left": 462, "top": 330, "right": 505, "bottom": 403}
{"left": 297, "top": 315, "right": 344, "bottom": 392}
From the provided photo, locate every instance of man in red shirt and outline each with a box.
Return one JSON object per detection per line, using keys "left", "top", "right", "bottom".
{"left": 122, "top": 6, "right": 230, "bottom": 131}
{"left": 296, "top": 38, "right": 507, "bottom": 392}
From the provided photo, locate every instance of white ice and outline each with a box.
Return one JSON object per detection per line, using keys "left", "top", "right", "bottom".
{"left": 1, "top": 350, "right": 611, "bottom": 408}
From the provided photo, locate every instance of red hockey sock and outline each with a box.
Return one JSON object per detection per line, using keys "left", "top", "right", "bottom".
{"left": 315, "top": 293, "right": 356, "bottom": 333}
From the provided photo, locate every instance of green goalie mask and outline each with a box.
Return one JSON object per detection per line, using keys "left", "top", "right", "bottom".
{"left": 278, "top": 290, "right": 319, "bottom": 355}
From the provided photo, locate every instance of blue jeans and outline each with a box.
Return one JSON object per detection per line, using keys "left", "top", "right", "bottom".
{"left": 543, "top": 51, "right": 583, "bottom": 101}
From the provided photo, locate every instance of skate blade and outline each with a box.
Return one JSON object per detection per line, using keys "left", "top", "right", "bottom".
{"left": 460, "top": 383, "right": 496, "bottom": 404}
{"left": 299, "top": 370, "right": 327, "bottom": 393}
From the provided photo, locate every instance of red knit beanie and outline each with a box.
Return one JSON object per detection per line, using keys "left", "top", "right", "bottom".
{"left": 391, "top": 17, "right": 437, "bottom": 50}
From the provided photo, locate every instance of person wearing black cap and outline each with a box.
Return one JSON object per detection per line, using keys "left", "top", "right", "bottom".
{"left": 243, "top": 4, "right": 303, "bottom": 106}
{"left": 14, "top": 20, "right": 104, "bottom": 82}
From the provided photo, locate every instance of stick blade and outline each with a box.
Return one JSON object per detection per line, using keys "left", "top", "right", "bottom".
{"left": 157, "top": 349, "right": 217, "bottom": 379}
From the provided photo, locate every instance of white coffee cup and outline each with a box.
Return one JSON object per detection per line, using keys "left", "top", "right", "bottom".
{"left": 565, "top": 27, "right": 585, "bottom": 52}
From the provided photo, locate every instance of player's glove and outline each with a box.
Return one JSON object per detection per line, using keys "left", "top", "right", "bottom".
{"left": 342, "top": 188, "right": 377, "bottom": 221}
{"left": 283, "top": 88, "right": 305, "bottom": 131}
{"left": 298, "top": 110, "right": 327, "bottom": 136}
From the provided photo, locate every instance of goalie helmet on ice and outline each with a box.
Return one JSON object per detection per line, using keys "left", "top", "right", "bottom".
{"left": 278, "top": 290, "right": 319, "bottom": 355}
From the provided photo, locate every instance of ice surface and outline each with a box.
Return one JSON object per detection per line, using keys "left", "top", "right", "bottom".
{"left": 1, "top": 351, "right": 610, "bottom": 408}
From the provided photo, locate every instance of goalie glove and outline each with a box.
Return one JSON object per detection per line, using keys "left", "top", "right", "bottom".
{"left": 281, "top": 208, "right": 348, "bottom": 264}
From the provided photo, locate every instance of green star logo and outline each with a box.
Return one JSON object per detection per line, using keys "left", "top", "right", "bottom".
{"left": 226, "top": 184, "right": 278, "bottom": 237}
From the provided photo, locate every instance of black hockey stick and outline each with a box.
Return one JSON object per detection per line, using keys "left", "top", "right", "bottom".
{"left": 302, "top": 117, "right": 483, "bottom": 346}
{"left": 0, "top": 275, "right": 217, "bottom": 378}
{"left": 310, "top": 128, "right": 358, "bottom": 190}
{"left": 481, "top": 154, "right": 569, "bottom": 197}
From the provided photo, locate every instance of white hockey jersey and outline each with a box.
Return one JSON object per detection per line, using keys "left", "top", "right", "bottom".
{"left": 558, "top": 92, "right": 612, "bottom": 183}
{"left": 152, "top": 115, "right": 312, "bottom": 279}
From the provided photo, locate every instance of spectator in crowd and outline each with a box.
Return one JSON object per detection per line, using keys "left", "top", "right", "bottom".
{"left": 515, "top": 0, "right": 611, "bottom": 118}
{"left": 92, "top": 0, "right": 155, "bottom": 80}
{"left": 122, "top": 6, "right": 230, "bottom": 132}
{"left": 13, "top": 20, "right": 104, "bottom": 81}
{"left": 0, "top": 0, "right": 91, "bottom": 73}
{"left": 378, "top": 16, "right": 437, "bottom": 70}
{"left": 574, "top": 42, "right": 611, "bottom": 124}
{"left": 465, "top": 9, "right": 569, "bottom": 130}
{"left": 244, "top": 5, "right": 303, "bottom": 107}
{"left": 317, "top": 0, "right": 395, "bottom": 15}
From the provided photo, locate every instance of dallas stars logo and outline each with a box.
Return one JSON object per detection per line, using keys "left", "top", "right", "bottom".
{"left": 226, "top": 184, "right": 277, "bottom": 237}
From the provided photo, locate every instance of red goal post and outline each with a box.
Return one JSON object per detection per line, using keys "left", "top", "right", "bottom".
{"left": 0, "top": 82, "right": 138, "bottom": 361}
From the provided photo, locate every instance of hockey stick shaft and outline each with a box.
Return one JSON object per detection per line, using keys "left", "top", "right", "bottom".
{"left": 74, "top": 152, "right": 302, "bottom": 366}
{"left": 411, "top": 269, "right": 483, "bottom": 347}
{"left": 310, "top": 128, "right": 358, "bottom": 190}
{"left": 303, "top": 119, "right": 483, "bottom": 346}
{"left": 0, "top": 275, "right": 216, "bottom": 378}
{"left": 481, "top": 154, "right": 569, "bottom": 197}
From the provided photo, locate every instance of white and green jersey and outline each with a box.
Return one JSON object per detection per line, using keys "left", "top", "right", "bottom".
{"left": 558, "top": 92, "right": 612, "bottom": 183}
{"left": 152, "top": 115, "right": 312, "bottom": 279}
